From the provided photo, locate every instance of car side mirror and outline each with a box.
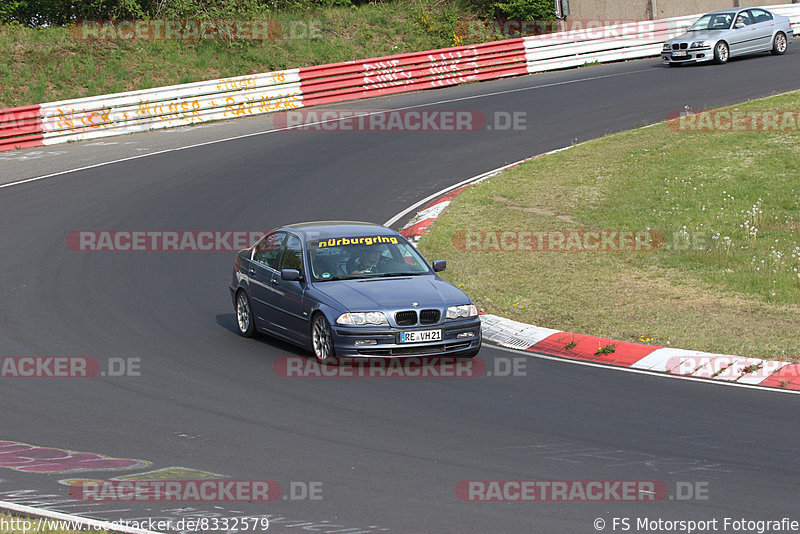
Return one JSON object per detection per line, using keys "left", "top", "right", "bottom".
{"left": 432, "top": 260, "right": 446, "bottom": 272}
{"left": 281, "top": 269, "right": 302, "bottom": 281}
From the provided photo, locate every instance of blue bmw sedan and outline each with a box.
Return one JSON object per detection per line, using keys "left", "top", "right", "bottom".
{"left": 230, "top": 222, "right": 481, "bottom": 363}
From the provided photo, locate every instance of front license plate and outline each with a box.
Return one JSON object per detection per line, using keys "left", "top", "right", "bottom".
{"left": 672, "top": 51, "right": 688, "bottom": 57}
{"left": 400, "top": 330, "right": 442, "bottom": 343}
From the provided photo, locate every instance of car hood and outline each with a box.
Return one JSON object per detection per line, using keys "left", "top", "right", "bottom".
{"left": 670, "top": 30, "right": 718, "bottom": 43}
{"left": 314, "top": 276, "right": 470, "bottom": 311}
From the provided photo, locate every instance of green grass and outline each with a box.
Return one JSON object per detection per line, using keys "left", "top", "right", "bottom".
{"left": 0, "top": 0, "right": 473, "bottom": 108}
{"left": 419, "top": 91, "right": 800, "bottom": 361}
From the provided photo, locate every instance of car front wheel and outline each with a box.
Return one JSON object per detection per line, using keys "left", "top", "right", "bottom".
{"left": 771, "top": 32, "right": 787, "bottom": 55}
{"left": 236, "top": 290, "right": 255, "bottom": 337}
{"left": 713, "top": 41, "right": 729, "bottom": 64}
{"left": 311, "top": 314, "right": 335, "bottom": 364}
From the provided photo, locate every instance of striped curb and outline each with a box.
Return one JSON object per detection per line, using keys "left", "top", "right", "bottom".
{"left": 397, "top": 154, "right": 800, "bottom": 392}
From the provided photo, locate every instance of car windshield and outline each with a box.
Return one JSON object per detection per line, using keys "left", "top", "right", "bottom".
{"left": 307, "top": 234, "right": 433, "bottom": 281}
{"left": 688, "top": 13, "right": 734, "bottom": 31}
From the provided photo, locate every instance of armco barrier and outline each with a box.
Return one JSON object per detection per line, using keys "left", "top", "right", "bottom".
{"left": 0, "top": 104, "right": 44, "bottom": 151}
{"left": 297, "top": 38, "right": 528, "bottom": 107}
{"left": 1, "top": 4, "right": 798, "bottom": 152}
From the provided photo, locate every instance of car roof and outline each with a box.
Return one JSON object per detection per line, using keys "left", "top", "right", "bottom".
{"left": 278, "top": 221, "right": 400, "bottom": 241}
{"left": 702, "top": 8, "right": 763, "bottom": 15}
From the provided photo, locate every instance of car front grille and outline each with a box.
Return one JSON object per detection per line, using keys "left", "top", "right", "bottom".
{"left": 672, "top": 43, "right": 688, "bottom": 50}
{"left": 355, "top": 341, "right": 473, "bottom": 356}
{"left": 419, "top": 309, "right": 440, "bottom": 325}
{"left": 395, "top": 310, "right": 417, "bottom": 326}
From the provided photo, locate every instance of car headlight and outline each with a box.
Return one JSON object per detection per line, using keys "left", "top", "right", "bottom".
{"left": 690, "top": 40, "right": 708, "bottom": 48}
{"left": 663, "top": 43, "right": 672, "bottom": 50}
{"left": 336, "top": 312, "right": 388, "bottom": 326}
{"left": 446, "top": 304, "right": 478, "bottom": 320}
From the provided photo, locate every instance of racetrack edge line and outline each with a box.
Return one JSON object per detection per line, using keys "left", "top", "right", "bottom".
{"left": 0, "top": 500, "right": 165, "bottom": 534}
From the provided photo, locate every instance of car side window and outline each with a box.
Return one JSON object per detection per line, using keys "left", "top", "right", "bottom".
{"left": 749, "top": 9, "right": 772, "bottom": 23}
{"left": 735, "top": 11, "right": 752, "bottom": 27}
{"left": 280, "top": 234, "right": 304, "bottom": 273}
{"left": 252, "top": 232, "right": 286, "bottom": 270}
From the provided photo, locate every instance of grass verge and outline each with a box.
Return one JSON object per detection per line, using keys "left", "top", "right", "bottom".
{"left": 419, "top": 91, "right": 800, "bottom": 361}
{"left": 0, "top": 0, "right": 471, "bottom": 108}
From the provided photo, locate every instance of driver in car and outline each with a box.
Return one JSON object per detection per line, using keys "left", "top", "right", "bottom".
{"left": 350, "top": 246, "right": 388, "bottom": 274}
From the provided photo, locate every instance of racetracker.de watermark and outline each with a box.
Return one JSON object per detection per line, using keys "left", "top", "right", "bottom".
{"left": 273, "top": 109, "right": 527, "bottom": 132}
{"left": 452, "top": 230, "right": 665, "bottom": 252}
{"left": 457, "top": 19, "right": 667, "bottom": 41}
{"left": 70, "top": 480, "right": 277, "bottom": 502}
{"left": 274, "top": 356, "right": 528, "bottom": 378}
{"left": 456, "top": 480, "right": 710, "bottom": 502}
{"left": 667, "top": 109, "right": 800, "bottom": 132}
{"left": 66, "top": 231, "right": 265, "bottom": 252}
{"left": 1, "top": 357, "right": 140, "bottom": 378}
{"left": 69, "top": 19, "right": 323, "bottom": 41}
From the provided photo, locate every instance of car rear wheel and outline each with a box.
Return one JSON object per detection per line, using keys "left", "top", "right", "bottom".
{"left": 236, "top": 290, "right": 255, "bottom": 337}
{"left": 713, "top": 41, "right": 729, "bottom": 64}
{"left": 311, "top": 314, "right": 335, "bottom": 364}
{"left": 771, "top": 32, "right": 787, "bottom": 55}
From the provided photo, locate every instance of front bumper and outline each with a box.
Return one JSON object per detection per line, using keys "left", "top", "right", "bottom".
{"left": 330, "top": 317, "right": 482, "bottom": 358}
{"left": 661, "top": 49, "right": 713, "bottom": 64}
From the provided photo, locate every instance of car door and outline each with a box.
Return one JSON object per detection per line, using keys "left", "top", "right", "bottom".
{"left": 247, "top": 231, "right": 286, "bottom": 327}
{"left": 269, "top": 233, "right": 313, "bottom": 344}
{"left": 747, "top": 9, "right": 775, "bottom": 52}
{"left": 728, "top": 10, "right": 757, "bottom": 55}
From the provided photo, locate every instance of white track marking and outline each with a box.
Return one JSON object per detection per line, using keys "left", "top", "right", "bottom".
{"left": 1, "top": 68, "right": 651, "bottom": 190}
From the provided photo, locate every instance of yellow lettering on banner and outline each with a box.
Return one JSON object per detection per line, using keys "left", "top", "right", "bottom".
{"left": 86, "top": 111, "right": 102, "bottom": 128}
{"left": 57, "top": 108, "right": 75, "bottom": 131}
{"left": 137, "top": 102, "right": 151, "bottom": 118}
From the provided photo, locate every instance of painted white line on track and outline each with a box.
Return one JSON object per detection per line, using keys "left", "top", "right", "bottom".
{"left": 0, "top": 501, "right": 164, "bottom": 534}
{"left": 1, "top": 67, "right": 652, "bottom": 190}
{"left": 384, "top": 144, "right": 578, "bottom": 227}
{"left": 387, "top": 143, "right": 800, "bottom": 397}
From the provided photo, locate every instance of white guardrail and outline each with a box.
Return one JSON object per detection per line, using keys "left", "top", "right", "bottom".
{"left": 1, "top": 3, "right": 799, "bottom": 151}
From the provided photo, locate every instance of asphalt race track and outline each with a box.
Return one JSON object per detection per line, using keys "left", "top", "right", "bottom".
{"left": 1, "top": 54, "right": 800, "bottom": 533}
